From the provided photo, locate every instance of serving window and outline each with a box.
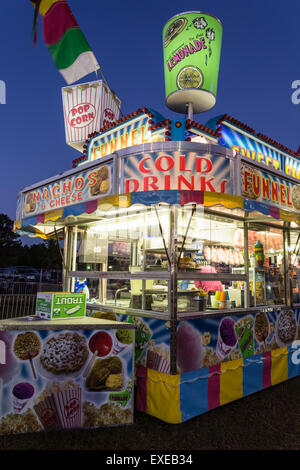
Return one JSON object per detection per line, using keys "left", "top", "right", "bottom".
{"left": 65, "top": 202, "right": 292, "bottom": 315}
{"left": 76, "top": 205, "right": 171, "bottom": 274}
{"left": 177, "top": 208, "right": 245, "bottom": 273}
{"left": 247, "top": 223, "right": 285, "bottom": 307}
{"left": 68, "top": 205, "right": 171, "bottom": 314}
{"left": 288, "top": 228, "right": 300, "bottom": 305}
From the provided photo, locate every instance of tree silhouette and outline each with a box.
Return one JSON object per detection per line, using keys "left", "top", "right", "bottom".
{"left": 0, "top": 214, "right": 22, "bottom": 267}
{"left": 0, "top": 213, "right": 62, "bottom": 269}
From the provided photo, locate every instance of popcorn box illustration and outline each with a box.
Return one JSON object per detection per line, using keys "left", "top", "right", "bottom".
{"left": 33, "top": 395, "right": 61, "bottom": 431}
{"left": 34, "top": 382, "right": 82, "bottom": 430}
{"left": 146, "top": 344, "right": 171, "bottom": 374}
{"left": 53, "top": 387, "right": 82, "bottom": 429}
{"left": 35, "top": 292, "right": 86, "bottom": 320}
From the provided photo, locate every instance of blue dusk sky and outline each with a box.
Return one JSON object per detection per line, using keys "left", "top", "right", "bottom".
{"left": 0, "top": 0, "right": 300, "bottom": 235}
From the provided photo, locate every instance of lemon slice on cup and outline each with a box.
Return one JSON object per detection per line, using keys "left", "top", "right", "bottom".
{"left": 176, "top": 66, "right": 204, "bottom": 89}
{"left": 164, "top": 18, "right": 188, "bottom": 47}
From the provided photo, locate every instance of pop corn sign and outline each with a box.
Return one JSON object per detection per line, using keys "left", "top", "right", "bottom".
{"left": 68, "top": 103, "right": 96, "bottom": 129}
{"left": 62, "top": 80, "right": 121, "bottom": 149}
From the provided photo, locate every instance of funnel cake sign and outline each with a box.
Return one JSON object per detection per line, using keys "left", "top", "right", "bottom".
{"left": 123, "top": 151, "right": 231, "bottom": 193}
{"left": 89, "top": 114, "right": 152, "bottom": 161}
{"left": 241, "top": 162, "right": 300, "bottom": 211}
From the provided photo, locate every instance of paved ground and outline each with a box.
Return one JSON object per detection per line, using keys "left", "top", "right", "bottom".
{"left": 1, "top": 376, "right": 300, "bottom": 452}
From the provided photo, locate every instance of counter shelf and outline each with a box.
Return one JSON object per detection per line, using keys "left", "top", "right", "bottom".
{"left": 0, "top": 316, "right": 133, "bottom": 331}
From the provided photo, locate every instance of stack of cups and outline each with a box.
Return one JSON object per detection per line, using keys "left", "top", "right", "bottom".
{"left": 212, "top": 291, "right": 221, "bottom": 308}
{"left": 219, "top": 291, "right": 227, "bottom": 309}
{"left": 226, "top": 291, "right": 230, "bottom": 309}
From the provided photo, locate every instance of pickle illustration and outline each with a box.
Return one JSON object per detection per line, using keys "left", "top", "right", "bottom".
{"left": 64, "top": 305, "right": 82, "bottom": 315}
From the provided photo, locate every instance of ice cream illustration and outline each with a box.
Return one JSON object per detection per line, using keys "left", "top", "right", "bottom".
{"left": 177, "top": 322, "right": 203, "bottom": 373}
{"left": 112, "top": 329, "right": 133, "bottom": 354}
{"left": 216, "top": 317, "right": 237, "bottom": 360}
{"left": 12, "top": 382, "right": 35, "bottom": 413}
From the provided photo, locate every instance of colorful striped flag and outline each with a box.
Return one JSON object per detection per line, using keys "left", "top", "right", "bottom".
{"left": 30, "top": 0, "right": 100, "bottom": 84}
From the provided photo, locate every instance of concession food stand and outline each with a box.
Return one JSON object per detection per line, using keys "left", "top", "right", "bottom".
{"left": 13, "top": 106, "right": 300, "bottom": 423}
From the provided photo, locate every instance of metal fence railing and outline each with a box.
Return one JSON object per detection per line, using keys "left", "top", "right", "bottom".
{"left": 0, "top": 294, "right": 37, "bottom": 319}
{"left": 0, "top": 282, "right": 63, "bottom": 320}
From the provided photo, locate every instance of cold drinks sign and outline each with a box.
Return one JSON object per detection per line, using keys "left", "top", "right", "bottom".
{"left": 123, "top": 151, "right": 231, "bottom": 193}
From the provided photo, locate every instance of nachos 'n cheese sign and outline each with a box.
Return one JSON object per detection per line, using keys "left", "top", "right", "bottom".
{"left": 22, "top": 162, "right": 113, "bottom": 217}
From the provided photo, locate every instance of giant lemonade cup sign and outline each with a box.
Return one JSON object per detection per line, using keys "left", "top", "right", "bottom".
{"left": 163, "top": 11, "right": 223, "bottom": 113}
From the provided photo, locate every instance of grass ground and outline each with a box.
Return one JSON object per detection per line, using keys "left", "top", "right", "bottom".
{"left": 1, "top": 375, "right": 300, "bottom": 451}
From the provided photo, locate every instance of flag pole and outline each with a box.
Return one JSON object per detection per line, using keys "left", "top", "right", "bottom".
{"left": 97, "top": 65, "right": 123, "bottom": 118}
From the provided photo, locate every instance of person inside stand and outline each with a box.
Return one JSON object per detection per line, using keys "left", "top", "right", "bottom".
{"left": 194, "top": 265, "right": 223, "bottom": 293}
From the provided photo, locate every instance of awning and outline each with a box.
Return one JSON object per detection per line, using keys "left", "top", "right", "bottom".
{"left": 14, "top": 190, "right": 300, "bottom": 239}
